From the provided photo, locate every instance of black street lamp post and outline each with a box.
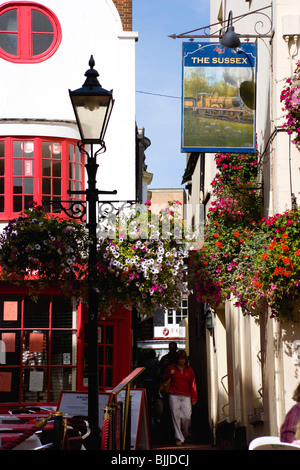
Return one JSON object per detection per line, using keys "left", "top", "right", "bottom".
{"left": 69, "top": 56, "right": 116, "bottom": 449}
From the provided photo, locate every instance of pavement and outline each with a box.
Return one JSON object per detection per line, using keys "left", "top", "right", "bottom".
{"left": 151, "top": 441, "right": 219, "bottom": 451}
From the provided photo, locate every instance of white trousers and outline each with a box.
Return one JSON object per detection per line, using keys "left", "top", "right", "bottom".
{"left": 169, "top": 394, "right": 192, "bottom": 443}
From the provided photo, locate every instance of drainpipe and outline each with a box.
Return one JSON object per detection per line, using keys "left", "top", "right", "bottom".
{"left": 274, "top": 318, "right": 284, "bottom": 434}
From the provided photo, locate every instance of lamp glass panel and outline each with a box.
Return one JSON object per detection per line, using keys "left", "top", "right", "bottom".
{"left": 71, "top": 94, "right": 111, "bottom": 141}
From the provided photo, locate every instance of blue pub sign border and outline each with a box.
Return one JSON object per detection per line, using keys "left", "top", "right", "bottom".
{"left": 181, "top": 42, "right": 257, "bottom": 154}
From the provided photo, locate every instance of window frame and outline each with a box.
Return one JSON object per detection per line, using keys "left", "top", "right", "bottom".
{"left": 166, "top": 296, "right": 189, "bottom": 326}
{"left": 0, "top": 137, "right": 85, "bottom": 220}
{"left": 0, "top": 293, "right": 79, "bottom": 406}
{"left": 0, "top": 2, "right": 62, "bottom": 64}
{"left": 82, "top": 321, "right": 118, "bottom": 390}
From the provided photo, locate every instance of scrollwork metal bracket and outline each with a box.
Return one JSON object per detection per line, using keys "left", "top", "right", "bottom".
{"left": 42, "top": 199, "right": 87, "bottom": 222}
{"left": 169, "top": 5, "right": 273, "bottom": 42}
{"left": 42, "top": 199, "right": 138, "bottom": 226}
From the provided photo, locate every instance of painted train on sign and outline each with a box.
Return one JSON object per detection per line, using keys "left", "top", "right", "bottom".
{"left": 184, "top": 93, "right": 251, "bottom": 121}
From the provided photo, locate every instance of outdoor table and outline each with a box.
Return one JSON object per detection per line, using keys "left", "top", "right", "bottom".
{"left": 0, "top": 413, "right": 88, "bottom": 450}
{"left": 0, "top": 432, "right": 42, "bottom": 450}
{"left": 0, "top": 423, "right": 53, "bottom": 432}
{"left": 0, "top": 413, "right": 49, "bottom": 423}
{"left": 0, "top": 415, "right": 54, "bottom": 450}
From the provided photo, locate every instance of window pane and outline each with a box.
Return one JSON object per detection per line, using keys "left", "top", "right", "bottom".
{"left": 13, "top": 141, "right": 22, "bottom": 157}
{"left": 52, "top": 296, "right": 73, "bottom": 328}
{"left": 32, "top": 10, "right": 53, "bottom": 32}
{"left": 24, "top": 177, "right": 33, "bottom": 194}
{"left": 1, "top": 331, "right": 21, "bottom": 365}
{"left": 42, "top": 178, "right": 51, "bottom": 194}
{"left": 22, "top": 332, "right": 48, "bottom": 365}
{"left": 0, "top": 10, "right": 17, "bottom": 31}
{"left": 13, "top": 195, "right": 22, "bottom": 212}
{"left": 32, "top": 34, "right": 53, "bottom": 55}
{"left": 52, "top": 178, "right": 61, "bottom": 195}
{"left": 13, "top": 159, "right": 22, "bottom": 176}
{"left": 106, "top": 346, "right": 113, "bottom": 366}
{"left": 0, "top": 367, "right": 20, "bottom": 403}
{"left": 52, "top": 160, "right": 61, "bottom": 177}
{"left": 13, "top": 178, "right": 22, "bottom": 193}
{"left": 106, "top": 326, "right": 113, "bottom": 344}
{"left": 42, "top": 195, "right": 51, "bottom": 213}
{"left": 69, "top": 144, "right": 74, "bottom": 161}
{"left": 51, "top": 332, "right": 76, "bottom": 365}
{"left": 0, "top": 33, "right": 17, "bottom": 55}
{"left": 75, "top": 147, "right": 81, "bottom": 163}
{"left": 24, "top": 296, "right": 50, "bottom": 328}
{"left": 105, "top": 368, "right": 113, "bottom": 387}
{"left": 42, "top": 141, "right": 51, "bottom": 158}
{"left": 0, "top": 160, "right": 4, "bottom": 177}
{"left": 0, "top": 195, "right": 4, "bottom": 212}
{"left": 23, "top": 141, "right": 34, "bottom": 156}
{"left": 0, "top": 298, "right": 22, "bottom": 328}
{"left": 69, "top": 162, "right": 74, "bottom": 179}
{"left": 50, "top": 368, "right": 76, "bottom": 402}
{"left": 98, "top": 367, "right": 104, "bottom": 387}
{"left": 52, "top": 197, "right": 62, "bottom": 213}
{"left": 176, "top": 310, "right": 182, "bottom": 324}
{"left": 52, "top": 142, "right": 61, "bottom": 158}
{"left": 42, "top": 159, "right": 51, "bottom": 176}
{"left": 22, "top": 368, "right": 48, "bottom": 403}
{"left": 0, "top": 141, "right": 5, "bottom": 158}
{"left": 25, "top": 195, "right": 34, "bottom": 209}
{"left": 75, "top": 164, "right": 81, "bottom": 181}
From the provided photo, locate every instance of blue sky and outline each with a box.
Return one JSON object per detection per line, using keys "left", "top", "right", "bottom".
{"left": 132, "top": 0, "right": 210, "bottom": 189}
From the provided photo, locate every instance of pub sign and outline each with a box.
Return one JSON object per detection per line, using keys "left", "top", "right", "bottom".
{"left": 181, "top": 42, "right": 257, "bottom": 153}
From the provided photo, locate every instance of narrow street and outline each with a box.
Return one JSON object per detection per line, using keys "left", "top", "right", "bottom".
{"left": 151, "top": 442, "right": 218, "bottom": 451}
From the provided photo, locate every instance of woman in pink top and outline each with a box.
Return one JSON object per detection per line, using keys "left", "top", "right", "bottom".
{"left": 280, "top": 382, "right": 300, "bottom": 444}
{"left": 162, "top": 349, "right": 197, "bottom": 446}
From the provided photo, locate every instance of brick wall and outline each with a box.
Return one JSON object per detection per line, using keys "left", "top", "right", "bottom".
{"left": 112, "top": 0, "right": 132, "bottom": 31}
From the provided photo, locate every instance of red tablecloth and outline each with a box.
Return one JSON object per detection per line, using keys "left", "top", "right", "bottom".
{"left": 0, "top": 432, "right": 42, "bottom": 450}
{"left": 0, "top": 423, "right": 53, "bottom": 432}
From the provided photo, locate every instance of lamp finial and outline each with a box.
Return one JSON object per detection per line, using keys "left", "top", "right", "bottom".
{"left": 89, "top": 55, "right": 95, "bottom": 69}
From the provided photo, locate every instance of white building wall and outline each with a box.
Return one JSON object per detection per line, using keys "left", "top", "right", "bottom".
{"left": 207, "top": 307, "right": 228, "bottom": 440}
{"left": 272, "top": 1, "right": 300, "bottom": 213}
{"left": 0, "top": 0, "right": 138, "bottom": 201}
{"left": 205, "top": 0, "right": 300, "bottom": 445}
{"left": 264, "top": 0, "right": 300, "bottom": 437}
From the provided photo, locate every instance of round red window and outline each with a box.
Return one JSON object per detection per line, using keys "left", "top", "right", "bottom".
{"left": 0, "top": 2, "right": 62, "bottom": 63}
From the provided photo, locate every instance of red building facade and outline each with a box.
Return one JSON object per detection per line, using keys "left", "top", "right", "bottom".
{"left": 0, "top": 0, "right": 134, "bottom": 412}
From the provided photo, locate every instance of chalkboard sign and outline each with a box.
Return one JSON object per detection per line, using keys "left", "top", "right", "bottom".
{"left": 107, "top": 388, "right": 150, "bottom": 449}
{"left": 57, "top": 391, "right": 110, "bottom": 427}
{"left": 57, "top": 388, "right": 150, "bottom": 450}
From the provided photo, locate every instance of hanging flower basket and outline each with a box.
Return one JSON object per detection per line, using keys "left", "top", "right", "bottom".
{"left": 95, "top": 201, "right": 188, "bottom": 316}
{"left": 189, "top": 149, "right": 300, "bottom": 321}
{"left": 0, "top": 201, "right": 88, "bottom": 296}
{"left": 280, "top": 60, "right": 300, "bottom": 148}
{"left": 0, "top": 201, "right": 188, "bottom": 317}
{"left": 189, "top": 150, "right": 261, "bottom": 305}
{"left": 252, "top": 209, "right": 300, "bottom": 320}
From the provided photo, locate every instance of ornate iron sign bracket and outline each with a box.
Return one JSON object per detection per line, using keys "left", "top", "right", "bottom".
{"left": 42, "top": 197, "right": 138, "bottom": 225}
